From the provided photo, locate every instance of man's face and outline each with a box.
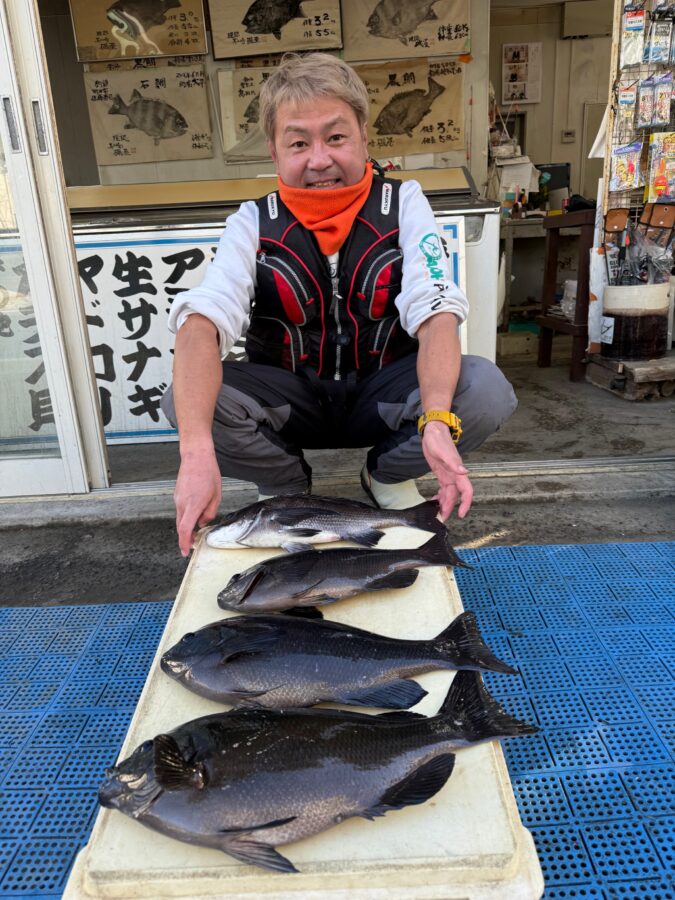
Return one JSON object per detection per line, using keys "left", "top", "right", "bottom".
{"left": 269, "top": 96, "right": 368, "bottom": 189}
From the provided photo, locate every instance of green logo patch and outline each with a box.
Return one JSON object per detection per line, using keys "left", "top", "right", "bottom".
{"left": 419, "top": 233, "right": 445, "bottom": 279}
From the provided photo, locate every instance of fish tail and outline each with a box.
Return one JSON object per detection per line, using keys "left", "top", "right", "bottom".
{"left": 427, "top": 77, "right": 445, "bottom": 100}
{"left": 438, "top": 670, "right": 538, "bottom": 741}
{"left": 416, "top": 529, "right": 471, "bottom": 569}
{"left": 432, "top": 612, "right": 517, "bottom": 674}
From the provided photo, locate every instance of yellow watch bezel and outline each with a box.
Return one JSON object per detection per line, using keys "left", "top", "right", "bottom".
{"left": 417, "top": 410, "right": 462, "bottom": 443}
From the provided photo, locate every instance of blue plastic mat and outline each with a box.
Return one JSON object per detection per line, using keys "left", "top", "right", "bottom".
{"left": 0, "top": 541, "right": 673, "bottom": 899}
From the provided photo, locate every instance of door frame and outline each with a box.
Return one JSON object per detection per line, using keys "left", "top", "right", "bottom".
{"left": 0, "top": 0, "right": 109, "bottom": 496}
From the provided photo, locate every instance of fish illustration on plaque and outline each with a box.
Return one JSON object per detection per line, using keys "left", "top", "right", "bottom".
{"left": 356, "top": 59, "right": 464, "bottom": 156}
{"left": 342, "top": 0, "right": 469, "bottom": 62}
{"left": 69, "top": 0, "right": 207, "bottom": 61}
{"left": 84, "top": 64, "right": 213, "bottom": 164}
{"left": 109, "top": 90, "right": 188, "bottom": 145}
{"left": 374, "top": 77, "right": 445, "bottom": 137}
{"left": 207, "top": 0, "right": 342, "bottom": 59}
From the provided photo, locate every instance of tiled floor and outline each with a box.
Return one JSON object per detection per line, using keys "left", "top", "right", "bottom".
{"left": 0, "top": 541, "right": 673, "bottom": 899}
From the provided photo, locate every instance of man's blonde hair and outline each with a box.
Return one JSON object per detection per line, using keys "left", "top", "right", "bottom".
{"left": 259, "top": 52, "right": 369, "bottom": 143}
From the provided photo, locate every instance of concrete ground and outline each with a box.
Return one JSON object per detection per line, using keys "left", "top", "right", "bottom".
{"left": 1, "top": 361, "right": 673, "bottom": 606}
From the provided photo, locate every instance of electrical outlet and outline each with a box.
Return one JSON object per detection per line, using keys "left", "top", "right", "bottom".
{"left": 561, "top": 129, "right": 576, "bottom": 143}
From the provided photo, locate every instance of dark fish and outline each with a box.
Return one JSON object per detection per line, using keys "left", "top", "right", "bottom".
{"left": 98, "top": 671, "right": 537, "bottom": 873}
{"left": 161, "top": 611, "right": 517, "bottom": 709}
{"left": 109, "top": 90, "right": 188, "bottom": 146}
{"left": 206, "top": 494, "right": 445, "bottom": 552}
{"left": 375, "top": 77, "right": 445, "bottom": 138}
{"left": 217, "top": 531, "right": 469, "bottom": 613}
{"left": 242, "top": 0, "right": 305, "bottom": 40}
{"left": 367, "top": 0, "right": 441, "bottom": 42}
{"left": 106, "top": 0, "right": 180, "bottom": 33}
{"left": 243, "top": 94, "right": 260, "bottom": 124}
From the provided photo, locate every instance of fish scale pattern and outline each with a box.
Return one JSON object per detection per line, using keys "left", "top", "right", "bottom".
{"left": 0, "top": 542, "right": 672, "bottom": 898}
{"left": 457, "top": 541, "right": 675, "bottom": 900}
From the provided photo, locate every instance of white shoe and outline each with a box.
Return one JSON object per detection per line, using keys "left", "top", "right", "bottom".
{"left": 360, "top": 464, "right": 425, "bottom": 509}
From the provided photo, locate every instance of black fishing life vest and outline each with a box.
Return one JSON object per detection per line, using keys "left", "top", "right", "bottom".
{"left": 246, "top": 175, "right": 417, "bottom": 380}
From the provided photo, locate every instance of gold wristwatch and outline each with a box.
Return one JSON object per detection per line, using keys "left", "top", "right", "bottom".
{"left": 417, "top": 410, "right": 462, "bottom": 444}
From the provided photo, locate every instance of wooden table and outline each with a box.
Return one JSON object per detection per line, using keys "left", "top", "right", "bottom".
{"left": 536, "top": 209, "right": 596, "bottom": 381}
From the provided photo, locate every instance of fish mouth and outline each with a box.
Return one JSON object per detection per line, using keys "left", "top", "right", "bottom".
{"left": 160, "top": 654, "right": 188, "bottom": 679}
{"left": 217, "top": 568, "right": 266, "bottom": 609}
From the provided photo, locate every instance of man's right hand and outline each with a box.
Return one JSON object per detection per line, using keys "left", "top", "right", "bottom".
{"left": 175, "top": 448, "right": 222, "bottom": 557}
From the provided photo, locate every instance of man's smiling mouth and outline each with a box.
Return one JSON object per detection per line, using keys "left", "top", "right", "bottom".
{"left": 307, "top": 178, "right": 341, "bottom": 188}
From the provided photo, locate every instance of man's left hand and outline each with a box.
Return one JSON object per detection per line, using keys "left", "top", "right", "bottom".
{"left": 421, "top": 420, "right": 473, "bottom": 520}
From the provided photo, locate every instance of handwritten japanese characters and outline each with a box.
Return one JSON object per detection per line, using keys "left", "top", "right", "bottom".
{"left": 342, "top": 0, "right": 468, "bottom": 62}
{"left": 0, "top": 247, "right": 58, "bottom": 446}
{"left": 356, "top": 59, "right": 464, "bottom": 156}
{"left": 68, "top": 0, "right": 207, "bottom": 61}
{"left": 83, "top": 65, "right": 213, "bottom": 165}
{"left": 217, "top": 65, "right": 275, "bottom": 162}
{"left": 75, "top": 231, "right": 223, "bottom": 441}
{"left": 208, "top": 0, "right": 341, "bottom": 59}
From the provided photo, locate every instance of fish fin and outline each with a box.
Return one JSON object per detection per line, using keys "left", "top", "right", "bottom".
{"left": 280, "top": 541, "right": 312, "bottom": 553}
{"left": 131, "top": 88, "right": 143, "bottom": 99}
{"left": 288, "top": 579, "right": 325, "bottom": 600}
{"left": 425, "top": 8, "right": 438, "bottom": 19}
{"left": 219, "top": 815, "right": 296, "bottom": 834}
{"left": 367, "top": 570, "right": 420, "bottom": 591}
{"left": 439, "top": 671, "right": 539, "bottom": 741}
{"left": 340, "top": 679, "right": 427, "bottom": 709}
{"left": 361, "top": 753, "right": 456, "bottom": 819}
{"left": 153, "top": 734, "right": 207, "bottom": 791}
{"left": 280, "top": 606, "right": 324, "bottom": 619}
{"left": 272, "top": 29, "right": 282, "bottom": 39}
{"left": 223, "top": 836, "right": 297, "bottom": 873}
{"left": 350, "top": 527, "right": 385, "bottom": 548}
{"left": 417, "top": 530, "right": 472, "bottom": 569}
{"left": 433, "top": 612, "right": 517, "bottom": 675}
{"left": 219, "top": 634, "right": 278, "bottom": 664}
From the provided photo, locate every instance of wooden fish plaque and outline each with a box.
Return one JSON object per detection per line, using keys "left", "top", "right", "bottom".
{"left": 68, "top": 0, "right": 207, "bottom": 61}
{"left": 83, "top": 64, "right": 213, "bottom": 165}
{"left": 342, "top": 0, "right": 469, "bottom": 62}
{"left": 208, "top": 0, "right": 342, "bottom": 59}
{"left": 355, "top": 58, "right": 464, "bottom": 157}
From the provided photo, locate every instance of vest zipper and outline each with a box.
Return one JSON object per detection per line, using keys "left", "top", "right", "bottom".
{"left": 328, "top": 262, "right": 342, "bottom": 381}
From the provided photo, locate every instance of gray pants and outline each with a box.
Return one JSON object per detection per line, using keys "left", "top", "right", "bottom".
{"left": 161, "top": 354, "right": 517, "bottom": 494}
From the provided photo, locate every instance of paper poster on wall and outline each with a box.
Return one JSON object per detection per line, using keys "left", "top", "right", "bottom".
{"left": 216, "top": 66, "right": 274, "bottom": 163}
{"left": 68, "top": 0, "right": 207, "bottom": 61}
{"left": 355, "top": 58, "right": 464, "bottom": 157}
{"left": 342, "top": 0, "right": 469, "bottom": 63}
{"left": 208, "top": 0, "right": 342, "bottom": 60}
{"left": 501, "top": 42, "right": 542, "bottom": 105}
{"left": 83, "top": 65, "right": 213, "bottom": 165}
{"left": 85, "top": 54, "right": 205, "bottom": 72}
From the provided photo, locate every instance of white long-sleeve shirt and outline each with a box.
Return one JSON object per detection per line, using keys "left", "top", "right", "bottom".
{"left": 168, "top": 179, "right": 469, "bottom": 360}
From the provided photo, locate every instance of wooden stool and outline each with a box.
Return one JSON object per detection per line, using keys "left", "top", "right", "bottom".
{"left": 536, "top": 209, "right": 596, "bottom": 381}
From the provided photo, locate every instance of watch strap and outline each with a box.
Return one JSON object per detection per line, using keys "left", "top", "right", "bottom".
{"left": 417, "top": 410, "right": 462, "bottom": 443}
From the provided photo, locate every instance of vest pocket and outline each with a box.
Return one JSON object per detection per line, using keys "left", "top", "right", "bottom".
{"left": 245, "top": 316, "right": 306, "bottom": 372}
{"left": 355, "top": 249, "right": 403, "bottom": 319}
{"left": 258, "top": 254, "right": 316, "bottom": 325}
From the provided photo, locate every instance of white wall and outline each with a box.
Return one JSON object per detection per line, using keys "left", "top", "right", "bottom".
{"left": 490, "top": 3, "right": 611, "bottom": 194}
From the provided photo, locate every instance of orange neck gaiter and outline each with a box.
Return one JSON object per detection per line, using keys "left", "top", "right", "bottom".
{"left": 278, "top": 162, "right": 373, "bottom": 256}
